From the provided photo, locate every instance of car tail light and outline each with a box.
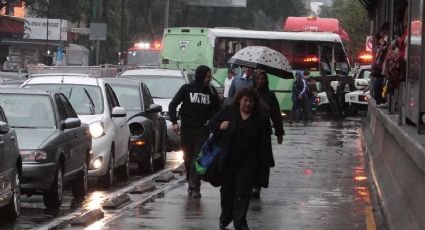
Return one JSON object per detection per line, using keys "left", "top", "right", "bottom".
{"left": 315, "top": 97, "right": 321, "bottom": 104}
{"left": 359, "top": 95, "right": 368, "bottom": 102}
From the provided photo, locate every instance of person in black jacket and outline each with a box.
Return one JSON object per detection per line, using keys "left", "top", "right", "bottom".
{"left": 210, "top": 87, "right": 272, "bottom": 230}
{"left": 169, "top": 65, "right": 221, "bottom": 199}
{"left": 252, "top": 70, "right": 285, "bottom": 198}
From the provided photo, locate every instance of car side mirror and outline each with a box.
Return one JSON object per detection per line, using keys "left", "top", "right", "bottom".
{"left": 320, "top": 62, "right": 332, "bottom": 76}
{"left": 62, "top": 118, "right": 81, "bottom": 129}
{"left": 146, "top": 104, "right": 162, "bottom": 114}
{"left": 0, "top": 121, "right": 10, "bottom": 134}
{"left": 112, "top": 107, "right": 127, "bottom": 117}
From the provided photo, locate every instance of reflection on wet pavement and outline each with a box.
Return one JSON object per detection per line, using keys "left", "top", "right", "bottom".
{"left": 1, "top": 152, "right": 182, "bottom": 230}
{"left": 104, "top": 120, "right": 384, "bottom": 230}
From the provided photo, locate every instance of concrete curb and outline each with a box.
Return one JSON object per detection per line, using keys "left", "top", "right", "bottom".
{"left": 102, "top": 193, "right": 131, "bottom": 209}
{"left": 154, "top": 171, "right": 176, "bottom": 183}
{"left": 35, "top": 163, "right": 184, "bottom": 230}
{"left": 70, "top": 209, "right": 104, "bottom": 226}
{"left": 130, "top": 181, "right": 156, "bottom": 194}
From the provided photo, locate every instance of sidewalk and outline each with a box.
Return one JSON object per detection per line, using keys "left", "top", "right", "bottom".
{"left": 105, "top": 120, "right": 385, "bottom": 230}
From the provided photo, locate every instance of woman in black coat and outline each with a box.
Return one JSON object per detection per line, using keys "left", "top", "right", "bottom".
{"left": 210, "top": 87, "right": 272, "bottom": 230}
{"left": 252, "top": 70, "right": 285, "bottom": 198}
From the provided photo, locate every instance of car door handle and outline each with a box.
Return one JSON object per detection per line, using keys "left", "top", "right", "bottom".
{"left": 10, "top": 136, "right": 15, "bottom": 141}
{"left": 75, "top": 133, "right": 78, "bottom": 138}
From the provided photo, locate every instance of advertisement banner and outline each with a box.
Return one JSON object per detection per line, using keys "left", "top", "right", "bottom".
{"left": 24, "top": 17, "right": 67, "bottom": 41}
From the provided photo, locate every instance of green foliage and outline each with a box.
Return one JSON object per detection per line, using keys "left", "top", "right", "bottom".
{"left": 24, "top": 0, "right": 307, "bottom": 63}
{"left": 320, "top": 0, "right": 371, "bottom": 60}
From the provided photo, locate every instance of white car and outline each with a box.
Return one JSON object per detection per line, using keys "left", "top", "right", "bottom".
{"left": 119, "top": 69, "right": 187, "bottom": 151}
{"left": 317, "top": 66, "right": 371, "bottom": 113}
{"left": 22, "top": 76, "right": 130, "bottom": 186}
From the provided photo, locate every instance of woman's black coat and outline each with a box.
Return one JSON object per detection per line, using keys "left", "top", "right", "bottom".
{"left": 210, "top": 106, "right": 273, "bottom": 188}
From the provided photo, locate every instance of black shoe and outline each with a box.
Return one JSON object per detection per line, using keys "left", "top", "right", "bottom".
{"left": 251, "top": 188, "right": 260, "bottom": 199}
{"left": 220, "top": 219, "right": 232, "bottom": 229}
{"left": 191, "top": 190, "right": 202, "bottom": 199}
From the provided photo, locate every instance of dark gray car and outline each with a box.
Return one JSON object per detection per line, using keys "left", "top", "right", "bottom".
{"left": 104, "top": 78, "right": 167, "bottom": 173}
{"left": 0, "top": 89, "right": 92, "bottom": 209}
{"left": 0, "top": 105, "right": 21, "bottom": 220}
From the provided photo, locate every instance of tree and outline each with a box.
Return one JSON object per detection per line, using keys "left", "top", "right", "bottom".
{"left": 320, "top": 0, "right": 371, "bottom": 60}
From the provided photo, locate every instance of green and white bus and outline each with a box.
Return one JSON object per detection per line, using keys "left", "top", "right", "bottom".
{"left": 159, "top": 27, "right": 350, "bottom": 111}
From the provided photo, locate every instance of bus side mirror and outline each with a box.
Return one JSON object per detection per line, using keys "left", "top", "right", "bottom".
{"left": 320, "top": 62, "right": 331, "bottom": 76}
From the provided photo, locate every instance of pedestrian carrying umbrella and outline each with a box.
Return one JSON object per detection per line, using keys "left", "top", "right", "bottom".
{"left": 228, "top": 46, "right": 293, "bottom": 79}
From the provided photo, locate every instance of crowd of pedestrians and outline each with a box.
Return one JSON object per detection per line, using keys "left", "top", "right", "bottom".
{"left": 169, "top": 65, "right": 285, "bottom": 230}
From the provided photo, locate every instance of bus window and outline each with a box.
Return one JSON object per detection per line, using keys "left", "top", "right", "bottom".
{"left": 321, "top": 45, "right": 333, "bottom": 69}
{"left": 214, "top": 38, "right": 243, "bottom": 68}
{"left": 334, "top": 44, "right": 350, "bottom": 74}
{"left": 214, "top": 39, "right": 226, "bottom": 67}
{"left": 269, "top": 40, "right": 319, "bottom": 71}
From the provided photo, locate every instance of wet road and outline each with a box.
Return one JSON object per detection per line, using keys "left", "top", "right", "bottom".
{"left": 0, "top": 151, "right": 184, "bottom": 229}
{"left": 102, "top": 119, "right": 386, "bottom": 230}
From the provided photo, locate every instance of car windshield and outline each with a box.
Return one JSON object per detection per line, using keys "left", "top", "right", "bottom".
{"left": 110, "top": 84, "right": 142, "bottom": 111}
{"left": 121, "top": 75, "right": 185, "bottom": 98}
{"left": 0, "top": 94, "right": 56, "bottom": 129}
{"left": 25, "top": 84, "right": 104, "bottom": 115}
{"left": 358, "top": 69, "right": 372, "bottom": 80}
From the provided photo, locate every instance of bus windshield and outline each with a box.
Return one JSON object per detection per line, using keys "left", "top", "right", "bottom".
{"left": 127, "top": 50, "right": 160, "bottom": 66}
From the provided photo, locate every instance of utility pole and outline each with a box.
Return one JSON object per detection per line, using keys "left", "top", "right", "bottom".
{"left": 120, "top": 0, "right": 126, "bottom": 52}
{"left": 164, "top": 0, "right": 169, "bottom": 29}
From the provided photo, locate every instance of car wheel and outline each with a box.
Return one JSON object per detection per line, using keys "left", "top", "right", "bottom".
{"left": 71, "top": 161, "right": 88, "bottom": 200}
{"left": 43, "top": 165, "right": 63, "bottom": 209}
{"left": 139, "top": 142, "right": 154, "bottom": 174}
{"left": 103, "top": 151, "right": 114, "bottom": 187}
{"left": 0, "top": 169, "right": 21, "bottom": 220}
{"left": 156, "top": 139, "right": 167, "bottom": 170}
{"left": 117, "top": 145, "right": 130, "bottom": 181}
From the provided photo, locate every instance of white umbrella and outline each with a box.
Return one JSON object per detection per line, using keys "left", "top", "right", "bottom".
{"left": 228, "top": 46, "right": 293, "bottom": 79}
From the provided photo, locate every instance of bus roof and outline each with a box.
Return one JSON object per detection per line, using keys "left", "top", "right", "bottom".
{"left": 283, "top": 17, "right": 350, "bottom": 41}
{"left": 164, "top": 27, "right": 343, "bottom": 47}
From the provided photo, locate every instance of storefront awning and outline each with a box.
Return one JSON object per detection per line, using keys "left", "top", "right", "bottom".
{"left": 0, "top": 15, "right": 23, "bottom": 34}
{"left": 0, "top": 38, "right": 64, "bottom": 46}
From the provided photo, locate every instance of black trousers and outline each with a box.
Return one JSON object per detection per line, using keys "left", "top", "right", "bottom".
{"left": 220, "top": 164, "right": 254, "bottom": 229}
{"left": 181, "top": 126, "right": 209, "bottom": 191}
{"left": 291, "top": 98, "right": 308, "bottom": 121}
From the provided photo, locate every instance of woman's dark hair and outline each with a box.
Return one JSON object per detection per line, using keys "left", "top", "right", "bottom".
{"left": 256, "top": 70, "right": 270, "bottom": 91}
{"left": 232, "top": 87, "right": 261, "bottom": 113}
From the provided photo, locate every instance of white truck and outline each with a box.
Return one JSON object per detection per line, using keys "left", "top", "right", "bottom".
{"left": 316, "top": 65, "right": 371, "bottom": 115}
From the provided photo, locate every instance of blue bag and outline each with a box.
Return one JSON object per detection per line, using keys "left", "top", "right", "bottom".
{"left": 195, "top": 134, "right": 221, "bottom": 175}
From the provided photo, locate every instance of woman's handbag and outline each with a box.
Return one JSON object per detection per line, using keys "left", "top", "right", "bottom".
{"left": 195, "top": 134, "right": 222, "bottom": 187}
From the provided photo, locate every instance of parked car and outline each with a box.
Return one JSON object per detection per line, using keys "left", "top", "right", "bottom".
{"left": 22, "top": 76, "right": 130, "bottom": 187}
{"left": 104, "top": 78, "right": 167, "bottom": 173}
{"left": 119, "top": 69, "right": 186, "bottom": 151}
{"left": 0, "top": 105, "right": 21, "bottom": 219}
{"left": 0, "top": 89, "right": 91, "bottom": 209}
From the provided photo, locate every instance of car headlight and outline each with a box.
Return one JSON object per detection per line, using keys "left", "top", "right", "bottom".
{"left": 90, "top": 157, "right": 102, "bottom": 169}
{"left": 89, "top": 122, "right": 104, "bottom": 138}
{"left": 129, "top": 122, "right": 144, "bottom": 136}
{"left": 20, "top": 150, "right": 47, "bottom": 161}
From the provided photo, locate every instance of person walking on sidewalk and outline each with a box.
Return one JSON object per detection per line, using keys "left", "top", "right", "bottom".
{"left": 169, "top": 65, "right": 221, "bottom": 199}
{"left": 251, "top": 70, "right": 285, "bottom": 199}
{"left": 210, "top": 88, "right": 272, "bottom": 230}
{"left": 290, "top": 70, "right": 308, "bottom": 123}
{"left": 222, "top": 69, "right": 235, "bottom": 106}
{"left": 227, "top": 67, "right": 255, "bottom": 103}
